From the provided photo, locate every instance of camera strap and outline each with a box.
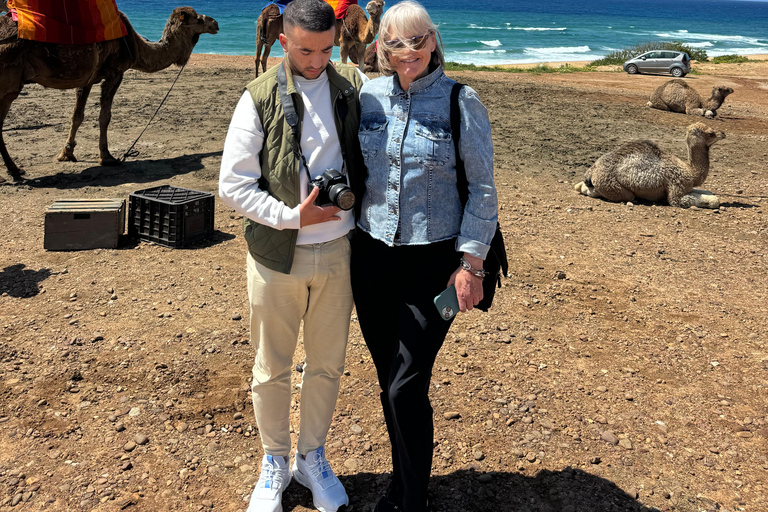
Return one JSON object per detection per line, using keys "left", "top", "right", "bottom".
{"left": 277, "top": 63, "right": 313, "bottom": 185}
{"left": 277, "top": 62, "right": 351, "bottom": 184}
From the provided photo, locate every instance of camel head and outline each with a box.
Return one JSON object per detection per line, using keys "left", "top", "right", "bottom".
{"left": 712, "top": 85, "right": 734, "bottom": 100}
{"left": 686, "top": 122, "right": 725, "bottom": 148}
{"left": 169, "top": 7, "right": 219, "bottom": 37}
{"left": 366, "top": 0, "right": 385, "bottom": 18}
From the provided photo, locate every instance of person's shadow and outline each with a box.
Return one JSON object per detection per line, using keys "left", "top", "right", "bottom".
{"left": 281, "top": 468, "right": 658, "bottom": 511}
{"left": 0, "top": 263, "right": 52, "bottom": 298}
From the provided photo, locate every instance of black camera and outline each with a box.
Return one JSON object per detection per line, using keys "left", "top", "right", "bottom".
{"left": 309, "top": 169, "right": 355, "bottom": 211}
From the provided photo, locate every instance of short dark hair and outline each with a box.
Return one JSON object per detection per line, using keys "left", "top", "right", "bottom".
{"left": 283, "top": 0, "right": 336, "bottom": 32}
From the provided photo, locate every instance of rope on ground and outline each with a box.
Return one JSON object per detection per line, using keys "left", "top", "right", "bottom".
{"left": 120, "top": 63, "right": 186, "bottom": 162}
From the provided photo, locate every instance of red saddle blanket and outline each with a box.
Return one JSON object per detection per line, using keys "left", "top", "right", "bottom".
{"left": 326, "top": 0, "right": 358, "bottom": 19}
{"left": 7, "top": 0, "right": 127, "bottom": 44}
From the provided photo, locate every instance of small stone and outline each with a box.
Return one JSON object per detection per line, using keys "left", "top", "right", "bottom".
{"left": 473, "top": 450, "right": 485, "bottom": 461}
{"left": 601, "top": 431, "right": 619, "bottom": 445}
{"left": 135, "top": 433, "right": 149, "bottom": 445}
{"left": 478, "top": 474, "right": 492, "bottom": 483}
{"left": 443, "top": 411, "right": 461, "bottom": 420}
{"left": 239, "top": 465, "right": 254, "bottom": 473}
{"left": 525, "top": 452, "right": 537, "bottom": 462}
{"left": 123, "top": 441, "right": 136, "bottom": 452}
{"left": 350, "top": 424, "right": 363, "bottom": 435}
{"left": 234, "top": 412, "right": 244, "bottom": 420}
{"left": 11, "top": 494, "right": 22, "bottom": 506}
{"left": 175, "top": 422, "right": 189, "bottom": 433}
{"left": 115, "top": 422, "right": 125, "bottom": 433}
{"left": 344, "top": 458, "right": 359, "bottom": 472}
{"left": 590, "top": 456, "right": 602, "bottom": 464}
{"left": 232, "top": 313, "right": 242, "bottom": 321}
{"left": 735, "top": 431, "right": 753, "bottom": 438}
{"left": 121, "top": 461, "right": 133, "bottom": 471}
{"left": 619, "top": 438, "right": 633, "bottom": 450}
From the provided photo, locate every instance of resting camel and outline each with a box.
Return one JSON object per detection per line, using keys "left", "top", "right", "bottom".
{"left": 0, "top": 7, "right": 218, "bottom": 180}
{"left": 363, "top": 40, "right": 378, "bottom": 73}
{"left": 574, "top": 123, "right": 725, "bottom": 208}
{"left": 254, "top": 0, "right": 384, "bottom": 77}
{"left": 648, "top": 79, "right": 734, "bottom": 118}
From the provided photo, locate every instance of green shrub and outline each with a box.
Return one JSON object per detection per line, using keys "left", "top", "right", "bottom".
{"left": 590, "top": 41, "right": 708, "bottom": 66}
{"left": 712, "top": 54, "right": 749, "bottom": 64}
{"left": 444, "top": 62, "right": 596, "bottom": 74}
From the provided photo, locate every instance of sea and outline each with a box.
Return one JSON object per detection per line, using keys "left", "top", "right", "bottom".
{"left": 116, "top": 0, "right": 768, "bottom": 66}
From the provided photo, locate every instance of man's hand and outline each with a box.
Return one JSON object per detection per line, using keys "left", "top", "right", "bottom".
{"left": 300, "top": 187, "right": 342, "bottom": 227}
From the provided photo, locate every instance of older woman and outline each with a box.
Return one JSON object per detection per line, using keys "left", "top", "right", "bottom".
{"left": 350, "top": 2, "right": 498, "bottom": 510}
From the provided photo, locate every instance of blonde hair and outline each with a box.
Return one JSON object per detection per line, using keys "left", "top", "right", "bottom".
{"left": 376, "top": 1, "right": 444, "bottom": 77}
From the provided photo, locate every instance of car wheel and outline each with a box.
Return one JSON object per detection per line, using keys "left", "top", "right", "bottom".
{"left": 671, "top": 67, "right": 684, "bottom": 77}
{"left": 626, "top": 64, "right": 638, "bottom": 75}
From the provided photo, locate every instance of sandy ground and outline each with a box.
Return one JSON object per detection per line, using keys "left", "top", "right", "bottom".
{"left": 1, "top": 54, "right": 767, "bottom": 512}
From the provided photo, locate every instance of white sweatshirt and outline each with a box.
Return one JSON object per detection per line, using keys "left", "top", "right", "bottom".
{"left": 219, "top": 69, "right": 365, "bottom": 245}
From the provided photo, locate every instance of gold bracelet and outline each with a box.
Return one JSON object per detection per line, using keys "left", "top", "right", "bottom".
{"left": 460, "top": 256, "right": 487, "bottom": 279}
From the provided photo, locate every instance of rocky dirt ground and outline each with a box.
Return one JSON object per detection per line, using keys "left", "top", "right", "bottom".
{"left": 0, "top": 55, "right": 767, "bottom": 512}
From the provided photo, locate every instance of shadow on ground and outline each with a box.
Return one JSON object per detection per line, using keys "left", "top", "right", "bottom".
{"left": 9, "top": 151, "right": 222, "bottom": 190}
{"left": 279, "top": 468, "right": 660, "bottom": 512}
{"left": 0, "top": 263, "right": 52, "bottom": 298}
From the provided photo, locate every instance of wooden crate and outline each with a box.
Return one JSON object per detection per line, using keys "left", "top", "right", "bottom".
{"left": 44, "top": 199, "right": 125, "bottom": 251}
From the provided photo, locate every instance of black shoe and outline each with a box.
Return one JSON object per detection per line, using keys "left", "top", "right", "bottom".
{"left": 373, "top": 495, "right": 400, "bottom": 512}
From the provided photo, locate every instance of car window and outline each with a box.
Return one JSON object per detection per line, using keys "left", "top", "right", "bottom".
{"left": 661, "top": 52, "right": 676, "bottom": 59}
{"left": 645, "top": 52, "right": 660, "bottom": 59}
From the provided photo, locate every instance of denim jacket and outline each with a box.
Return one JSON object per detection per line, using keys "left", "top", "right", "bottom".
{"left": 357, "top": 66, "right": 498, "bottom": 259}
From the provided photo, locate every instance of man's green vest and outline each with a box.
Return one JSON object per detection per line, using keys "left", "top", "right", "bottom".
{"left": 243, "top": 62, "right": 366, "bottom": 274}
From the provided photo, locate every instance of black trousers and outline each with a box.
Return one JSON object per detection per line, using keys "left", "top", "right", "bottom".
{"left": 351, "top": 231, "right": 458, "bottom": 512}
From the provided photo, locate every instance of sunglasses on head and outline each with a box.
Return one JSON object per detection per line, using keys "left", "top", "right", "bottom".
{"left": 383, "top": 31, "right": 433, "bottom": 50}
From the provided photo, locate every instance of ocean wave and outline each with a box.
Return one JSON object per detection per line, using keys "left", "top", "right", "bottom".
{"left": 525, "top": 46, "right": 591, "bottom": 54}
{"left": 687, "top": 42, "right": 714, "bottom": 48}
{"left": 511, "top": 27, "right": 567, "bottom": 31}
{"left": 480, "top": 40, "right": 502, "bottom": 47}
{"left": 709, "top": 48, "right": 768, "bottom": 56}
{"left": 460, "top": 49, "right": 508, "bottom": 55}
{"left": 654, "top": 31, "right": 768, "bottom": 45}
{"left": 468, "top": 23, "right": 502, "bottom": 30}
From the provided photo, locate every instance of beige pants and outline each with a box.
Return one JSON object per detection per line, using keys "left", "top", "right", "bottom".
{"left": 246, "top": 235, "right": 353, "bottom": 456}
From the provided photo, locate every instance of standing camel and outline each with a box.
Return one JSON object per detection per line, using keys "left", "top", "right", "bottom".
{"left": 254, "top": 3, "right": 283, "bottom": 78}
{"left": 0, "top": 7, "right": 218, "bottom": 180}
{"left": 253, "top": 0, "right": 384, "bottom": 77}
{"left": 336, "top": 0, "right": 384, "bottom": 65}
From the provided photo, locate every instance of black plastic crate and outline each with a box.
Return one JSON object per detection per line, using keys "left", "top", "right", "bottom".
{"left": 128, "top": 186, "right": 214, "bottom": 248}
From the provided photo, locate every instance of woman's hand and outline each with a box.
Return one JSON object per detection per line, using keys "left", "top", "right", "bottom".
{"left": 448, "top": 253, "right": 485, "bottom": 312}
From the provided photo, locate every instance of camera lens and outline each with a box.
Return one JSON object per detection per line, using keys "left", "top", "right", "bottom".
{"left": 329, "top": 185, "right": 355, "bottom": 211}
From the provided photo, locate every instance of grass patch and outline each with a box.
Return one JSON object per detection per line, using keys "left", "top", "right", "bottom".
{"left": 444, "top": 62, "right": 597, "bottom": 74}
{"left": 712, "top": 54, "right": 750, "bottom": 64}
{"left": 590, "top": 41, "right": 707, "bottom": 66}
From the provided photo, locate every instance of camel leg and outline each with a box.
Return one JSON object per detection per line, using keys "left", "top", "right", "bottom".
{"left": 260, "top": 41, "right": 272, "bottom": 76}
{"left": 685, "top": 107, "right": 707, "bottom": 117}
{"left": 0, "top": 90, "right": 24, "bottom": 180}
{"left": 672, "top": 189, "right": 720, "bottom": 209}
{"left": 340, "top": 41, "right": 349, "bottom": 65}
{"left": 57, "top": 85, "right": 92, "bottom": 162}
{"left": 255, "top": 43, "right": 263, "bottom": 78}
{"left": 97, "top": 75, "right": 124, "bottom": 167}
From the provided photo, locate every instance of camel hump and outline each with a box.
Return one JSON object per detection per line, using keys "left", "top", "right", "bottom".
{"left": 613, "top": 140, "right": 663, "bottom": 159}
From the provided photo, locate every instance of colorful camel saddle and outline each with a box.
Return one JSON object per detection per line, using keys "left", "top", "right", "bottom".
{"left": 262, "top": 0, "right": 358, "bottom": 19}
{"left": 262, "top": 0, "right": 294, "bottom": 15}
{"left": 7, "top": 0, "right": 127, "bottom": 45}
{"left": 326, "top": 0, "right": 358, "bottom": 19}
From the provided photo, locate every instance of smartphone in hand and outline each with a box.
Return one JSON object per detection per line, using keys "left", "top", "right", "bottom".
{"left": 434, "top": 285, "right": 459, "bottom": 321}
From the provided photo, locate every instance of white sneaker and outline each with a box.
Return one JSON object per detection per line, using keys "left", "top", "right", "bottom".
{"left": 292, "top": 447, "right": 349, "bottom": 512}
{"left": 247, "top": 454, "right": 292, "bottom": 512}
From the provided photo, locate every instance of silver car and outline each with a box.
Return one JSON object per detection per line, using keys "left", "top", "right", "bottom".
{"left": 623, "top": 50, "right": 691, "bottom": 77}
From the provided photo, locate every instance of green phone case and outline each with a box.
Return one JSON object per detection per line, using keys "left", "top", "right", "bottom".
{"left": 434, "top": 284, "right": 459, "bottom": 321}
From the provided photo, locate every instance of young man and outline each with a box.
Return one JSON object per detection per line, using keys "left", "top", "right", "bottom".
{"left": 218, "top": 0, "right": 367, "bottom": 510}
